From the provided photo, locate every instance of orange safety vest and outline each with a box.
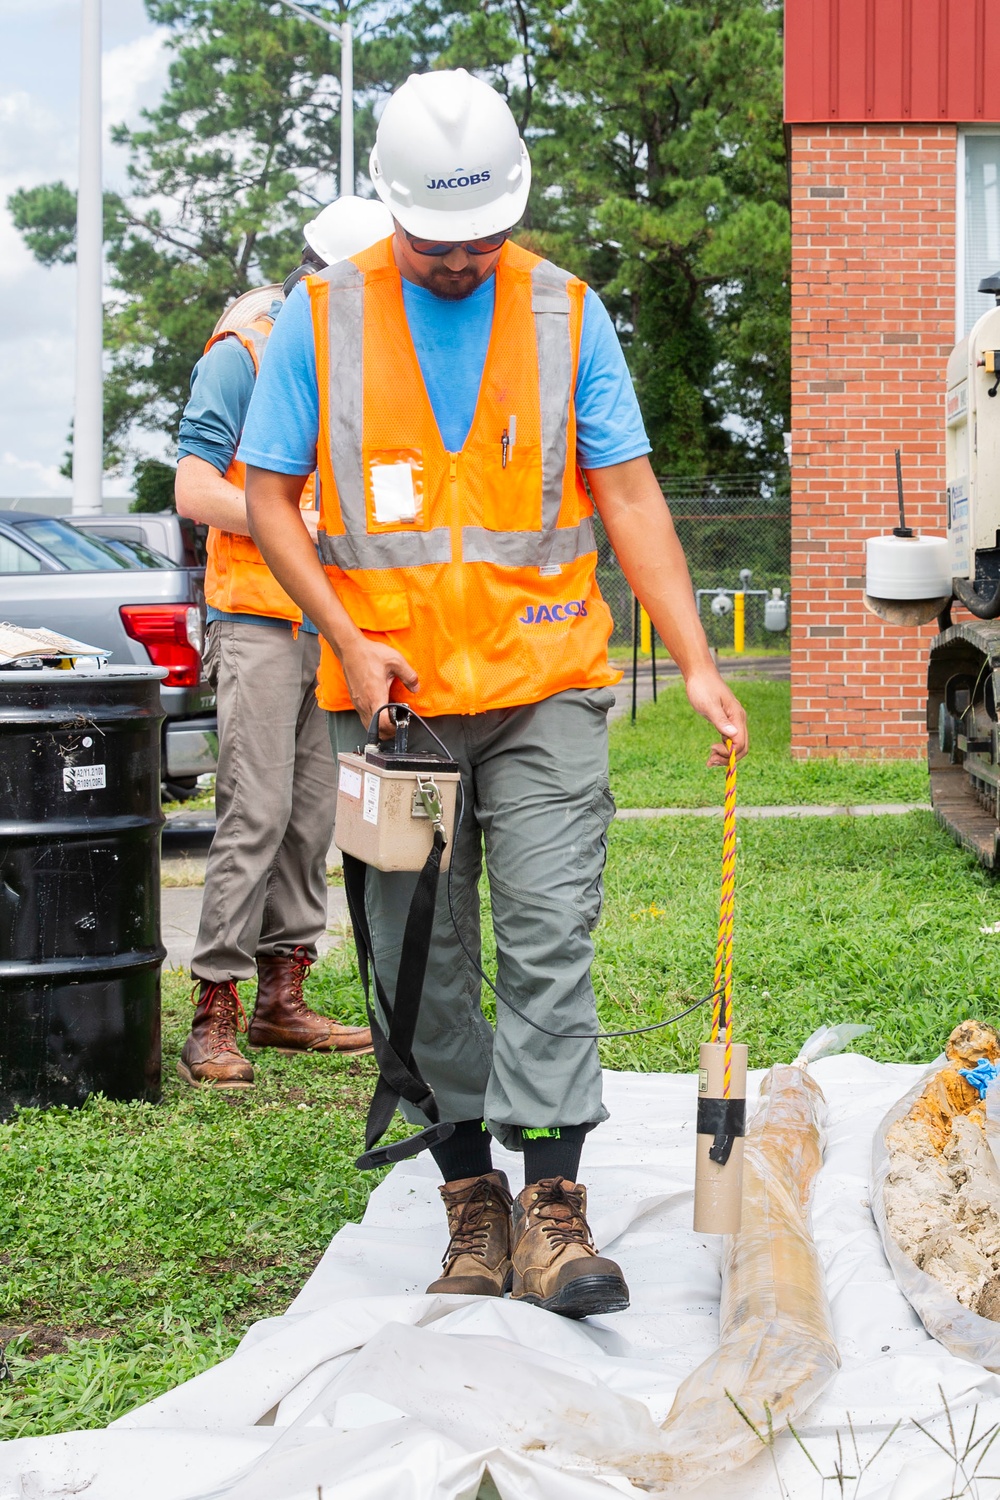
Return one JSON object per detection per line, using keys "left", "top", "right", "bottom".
{"left": 203, "top": 314, "right": 316, "bottom": 625}
{"left": 307, "top": 238, "right": 621, "bottom": 717}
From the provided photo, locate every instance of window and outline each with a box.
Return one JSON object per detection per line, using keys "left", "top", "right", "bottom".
{"left": 0, "top": 533, "right": 43, "bottom": 573}
{"left": 960, "top": 132, "right": 1000, "bottom": 337}
{"left": 15, "top": 518, "right": 131, "bottom": 572}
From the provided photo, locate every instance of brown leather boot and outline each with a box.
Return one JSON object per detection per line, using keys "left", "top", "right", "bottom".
{"left": 248, "top": 948, "right": 373, "bottom": 1054}
{"left": 177, "top": 980, "right": 255, "bottom": 1089}
{"left": 510, "top": 1177, "right": 630, "bottom": 1319}
{"left": 425, "top": 1171, "right": 514, "bottom": 1297}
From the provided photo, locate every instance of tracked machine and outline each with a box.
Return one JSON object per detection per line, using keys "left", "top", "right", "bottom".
{"left": 865, "top": 275, "right": 1000, "bottom": 867}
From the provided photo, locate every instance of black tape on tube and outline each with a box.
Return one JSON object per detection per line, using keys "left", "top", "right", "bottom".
{"left": 696, "top": 1096, "right": 746, "bottom": 1167}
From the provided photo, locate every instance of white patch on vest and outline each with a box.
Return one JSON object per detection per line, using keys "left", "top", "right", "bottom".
{"left": 539, "top": 564, "right": 562, "bottom": 577}
{"left": 371, "top": 462, "right": 418, "bottom": 524}
{"left": 338, "top": 764, "right": 362, "bottom": 799}
{"left": 363, "top": 771, "right": 381, "bottom": 825}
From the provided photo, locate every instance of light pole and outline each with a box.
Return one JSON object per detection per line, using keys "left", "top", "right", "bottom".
{"left": 74, "top": 0, "right": 104, "bottom": 515}
{"left": 275, "top": 1, "right": 354, "bottom": 195}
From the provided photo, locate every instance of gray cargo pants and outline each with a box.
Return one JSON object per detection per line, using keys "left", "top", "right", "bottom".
{"left": 192, "top": 619, "right": 336, "bottom": 982}
{"left": 328, "top": 688, "right": 616, "bottom": 1151}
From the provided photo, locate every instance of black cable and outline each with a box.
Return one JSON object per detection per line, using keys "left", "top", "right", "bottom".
{"left": 369, "top": 704, "right": 717, "bottom": 1043}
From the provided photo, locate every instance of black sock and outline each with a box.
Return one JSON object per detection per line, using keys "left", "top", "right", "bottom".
{"left": 429, "top": 1118, "right": 493, "bottom": 1183}
{"left": 521, "top": 1125, "right": 588, "bottom": 1186}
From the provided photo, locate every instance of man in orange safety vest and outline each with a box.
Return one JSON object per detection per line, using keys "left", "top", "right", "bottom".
{"left": 239, "top": 75, "right": 748, "bottom": 1319}
{"left": 173, "top": 197, "right": 391, "bottom": 1090}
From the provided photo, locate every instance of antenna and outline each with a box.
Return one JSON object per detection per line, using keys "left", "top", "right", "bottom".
{"left": 893, "top": 449, "right": 913, "bottom": 538}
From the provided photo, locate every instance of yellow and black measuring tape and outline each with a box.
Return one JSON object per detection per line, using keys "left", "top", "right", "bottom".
{"left": 693, "top": 740, "right": 748, "bottom": 1235}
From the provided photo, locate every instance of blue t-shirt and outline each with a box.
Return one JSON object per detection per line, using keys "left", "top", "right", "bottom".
{"left": 177, "top": 314, "right": 318, "bottom": 633}
{"left": 237, "top": 276, "right": 650, "bottom": 474}
{"left": 178, "top": 335, "right": 258, "bottom": 476}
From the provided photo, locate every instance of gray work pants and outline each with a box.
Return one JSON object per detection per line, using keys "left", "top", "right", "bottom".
{"left": 192, "top": 620, "right": 336, "bottom": 982}
{"left": 328, "top": 689, "right": 616, "bottom": 1150}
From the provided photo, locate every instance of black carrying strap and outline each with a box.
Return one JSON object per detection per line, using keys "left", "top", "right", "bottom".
{"left": 343, "top": 830, "right": 455, "bottom": 1171}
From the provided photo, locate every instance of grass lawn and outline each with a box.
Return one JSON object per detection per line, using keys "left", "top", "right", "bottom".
{"left": 0, "top": 969, "right": 378, "bottom": 1440}
{"left": 0, "top": 679, "right": 990, "bottom": 1440}
{"left": 610, "top": 680, "right": 931, "bottom": 808}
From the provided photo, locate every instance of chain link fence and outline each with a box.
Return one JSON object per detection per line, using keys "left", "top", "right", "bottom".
{"left": 595, "top": 474, "right": 791, "bottom": 653}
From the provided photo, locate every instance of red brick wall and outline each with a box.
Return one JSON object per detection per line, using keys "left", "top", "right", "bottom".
{"left": 790, "top": 123, "right": 957, "bottom": 758}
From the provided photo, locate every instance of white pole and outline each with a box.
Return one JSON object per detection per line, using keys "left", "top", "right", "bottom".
{"left": 340, "top": 17, "right": 353, "bottom": 196}
{"left": 73, "top": 0, "right": 104, "bottom": 516}
{"left": 274, "top": 4, "right": 355, "bottom": 197}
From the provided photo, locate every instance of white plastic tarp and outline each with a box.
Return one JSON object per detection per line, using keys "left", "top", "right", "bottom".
{"left": 4, "top": 1057, "right": 1000, "bottom": 1499}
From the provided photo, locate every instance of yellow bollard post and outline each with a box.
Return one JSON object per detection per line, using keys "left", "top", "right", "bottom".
{"left": 733, "top": 592, "right": 745, "bottom": 654}
{"left": 640, "top": 605, "right": 652, "bottom": 655}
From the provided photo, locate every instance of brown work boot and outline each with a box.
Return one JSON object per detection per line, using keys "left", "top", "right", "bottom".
{"left": 177, "top": 980, "right": 255, "bottom": 1089}
{"left": 510, "top": 1177, "right": 630, "bottom": 1319}
{"left": 425, "top": 1171, "right": 514, "bottom": 1298}
{"left": 249, "top": 948, "right": 373, "bottom": 1055}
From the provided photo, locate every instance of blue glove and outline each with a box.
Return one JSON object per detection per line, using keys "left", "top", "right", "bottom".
{"left": 958, "top": 1058, "right": 1000, "bottom": 1099}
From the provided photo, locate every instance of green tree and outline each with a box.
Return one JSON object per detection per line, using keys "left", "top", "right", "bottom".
{"left": 10, "top": 0, "right": 789, "bottom": 483}
{"left": 131, "top": 459, "right": 179, "bottom": 512}
{"left": 393, "top": 0, "right": 789, "bottom": 476}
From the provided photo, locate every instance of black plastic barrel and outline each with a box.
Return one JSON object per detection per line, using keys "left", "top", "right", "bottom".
{"left": 0, "top": 666, "right": 167, "bottom": 1115}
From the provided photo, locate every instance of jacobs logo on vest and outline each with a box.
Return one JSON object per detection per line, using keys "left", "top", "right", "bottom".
{"left": 425, "top": 169, "right": 492, "bottom": 191}
{"left": 518, "top": 601, "right": 589, "bottom": 624}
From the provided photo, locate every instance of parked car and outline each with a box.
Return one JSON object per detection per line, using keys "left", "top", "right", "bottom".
{"left": 0, "top": 511, "right": 217, "bottom": 800}
{"left": 78, "top": 533, "right": 179, "bottom": 570}
{"left": 67, "top": 511, "right": 208, "bottom": 568}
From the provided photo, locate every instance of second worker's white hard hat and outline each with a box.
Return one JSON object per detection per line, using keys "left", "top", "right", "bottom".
{"left": 303, "top": 195, "right": 394, "bottom": 264}
{"left": 369, "top": 69, "right": 531, "bottom": 241}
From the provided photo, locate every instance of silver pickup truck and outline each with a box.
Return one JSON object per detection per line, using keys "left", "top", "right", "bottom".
{"left": 0, "top": 510, "right": 218, "bottom": 798}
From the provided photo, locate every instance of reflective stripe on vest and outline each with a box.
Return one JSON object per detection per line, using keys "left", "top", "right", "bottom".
{"left": 202, "top": 316, "right": 309, "bottom": 625}
{"left": 308, "top": 238, "right": 620, "bottom": 716}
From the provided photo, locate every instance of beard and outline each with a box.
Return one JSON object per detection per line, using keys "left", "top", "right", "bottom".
{"left": 420, "top": 264, "right": 484, "bottom": 301}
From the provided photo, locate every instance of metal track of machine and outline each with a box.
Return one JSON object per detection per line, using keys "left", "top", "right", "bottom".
{"left": 928, "top": 621, "right": 1000, "bottom": 867}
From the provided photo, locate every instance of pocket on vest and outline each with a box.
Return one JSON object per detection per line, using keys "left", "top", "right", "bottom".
{"left": 228, "top": 534, "right": 267, "bottom": 565}
{"left": 475, "top": 443, "right": 543, "bottom": 534}
{"left": 364, "top": 449, "right": 425, "bottom": 533}
{"left": 333, "top": 571, "right": 411, "bottom": 633}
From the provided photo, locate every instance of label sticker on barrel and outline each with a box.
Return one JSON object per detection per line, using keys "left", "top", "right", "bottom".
{"left": 698, "top": 1067, "right": 709, "bottom": 1095}
{"left": 338, "top": 764, "right": 362, "bottom": 799}
{"left": 63, "top": 764, "right": 106, "bottom": 792}
{"left": 363, "top": 772, "right": 380, "bottom": 825}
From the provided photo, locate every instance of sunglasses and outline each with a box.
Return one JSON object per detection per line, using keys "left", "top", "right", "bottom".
{"left": 402, "top": 227, "right": 511, "bottom": 257}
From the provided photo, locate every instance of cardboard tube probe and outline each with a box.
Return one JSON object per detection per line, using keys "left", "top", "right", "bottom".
{"left": 693, "top": 1040, "right": 748, "bottom": 1234}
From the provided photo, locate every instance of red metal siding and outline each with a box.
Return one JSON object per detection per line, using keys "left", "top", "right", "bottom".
{"left": 785, "top": 0, "right": 1000, "bottom": 123}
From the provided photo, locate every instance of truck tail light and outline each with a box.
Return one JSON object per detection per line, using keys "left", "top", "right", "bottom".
{"left": 120, "top": 604, "right": 203, "bottom": 687}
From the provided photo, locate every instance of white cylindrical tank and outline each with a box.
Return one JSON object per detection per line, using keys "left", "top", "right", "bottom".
{"left": 764, "top": 589, "right": 788, "bottom": 632}
{"left": 865, "top": 534, "right": 951, "bottom": 601}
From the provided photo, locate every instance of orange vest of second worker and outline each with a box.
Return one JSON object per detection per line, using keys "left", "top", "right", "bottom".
{"left": 202, "top": 315, "right": 316, "bottom": 625}
{"left": 307, "top": 238, "right": 621, "bottom": 717}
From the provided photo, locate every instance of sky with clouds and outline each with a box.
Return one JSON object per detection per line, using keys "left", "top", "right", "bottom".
{"left": 0, "top": 0, "right": 168, "bottom": 499}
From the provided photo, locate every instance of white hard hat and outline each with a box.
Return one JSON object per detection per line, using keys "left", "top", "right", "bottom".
{"left": 303, "top": 195, "right": 394, "bottom": 264}
{"left": 369, "top": 69, "right": 531, "bottom": 241}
